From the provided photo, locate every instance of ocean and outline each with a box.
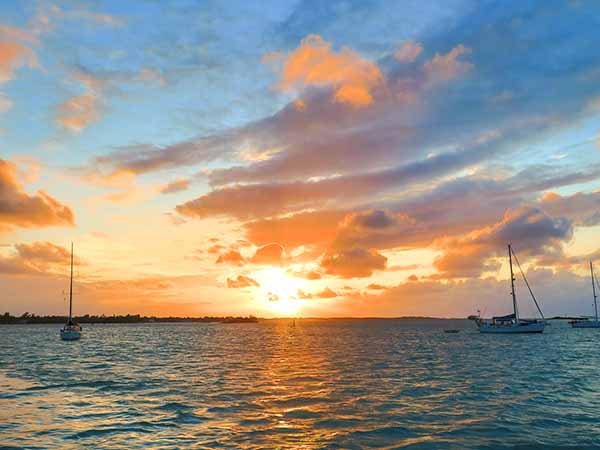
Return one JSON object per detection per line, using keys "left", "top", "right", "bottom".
{"left": 1, "top": 319, "right": 599, "bottom": 449}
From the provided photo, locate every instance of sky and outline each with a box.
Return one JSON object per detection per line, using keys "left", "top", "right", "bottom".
{"left": 1, "top": 0, "right": 600, "bottom": 318}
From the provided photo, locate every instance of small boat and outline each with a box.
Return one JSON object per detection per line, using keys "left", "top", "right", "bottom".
{"left": 571, "top": 261, "right": 600, "bottom": 328}
{"left": 471, "top": 244, "right": 546, "bottom": 334}
{"left": 60, "top": 243, "right": 82, "bottom": 341}
{"left": 444, "top": 329, "right": 460, "bottom": 334}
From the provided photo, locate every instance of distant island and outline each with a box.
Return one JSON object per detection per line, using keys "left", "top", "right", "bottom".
{"left": 0, "top": 312, "right": 259, "bottom": 325}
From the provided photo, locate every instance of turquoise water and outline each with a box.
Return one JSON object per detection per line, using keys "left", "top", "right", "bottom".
{"left": 1, "top": 319, "right": 599, "bottom": 449}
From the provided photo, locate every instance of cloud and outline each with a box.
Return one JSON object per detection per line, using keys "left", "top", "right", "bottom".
{"left": 68, "top": 10, "right": 125, "bottom": 28}
{"left": 207, "top": 244, "right": 225, "bottom": 254}
{"left": 394, "top": 41, "right": 423, "bottom": 63}
{"left": 235, "top": 166, "right": 599, "bottom": 278}
{"left": 56, "top": 65, "right": 164, "bottom": 136}
{"left": 87, "top": 2, "right": 600, "bottom": 195}
{"left": 423, "top": 44, "right": 472, "bottom": 83}
{"left": 0, "top": 159, "right": 74, "bottom": 232}
{"left": 176, "top": 138, "right": 499, "bottom": 220}
{"left": 160, "top": 178, "right": 191, "bottom": 194}
{"left": 0, "top": 24, "right": 37, "bottom": 44}
{"left": 0, "top": 241, "right": 79, "bottom": 275}
{"left": 297, "top": 289, "right": 312, "bottom": 300}
{"left": 326, "top": 267, "right": 598, "bottom": 318}
{"left": 56, "top": 92, "right": 100, "bottom": 133}
{"left": 31, "top": 3, "right": 125, "bottom": 33}
{"left": 288, "top": 269, "right": 322, "bottom": 280}
{"left": 244, "top": 210, "right": 344, "bottom": 249}
{"left": 91, "top": 135, "right": 234, "bottom": 178}
{"left": 367, "top": 283, "right": 388, "bottom": 290}
{"left": 137, "top": 68, "right": 166, "bottom": 86}
{"left": 251, "top": 243, "right": 284, "bottom": 265}
{"left": 0, "top": 41, "right": 37, "bottom": 84}
{"left": 15, "top": 241, "right": 81, "bottom": 266}
{"left": 332, "top": 209, "right": 419, "bottom": 251}
{"left": 227, "top": 275, "right": 259, "bottom": 288}
{"left": 56, "top": 69, "right": 105, "bottom": 133}
{"left": 298, "top": 287, "right": 338, "bottom": 299}
{"left": 321, "top": 248, "right": 387, "bottom": 278}
{"left": 215, "top": 250, "right": 246, "bottom": 266}
{"left": 315, "top": 287, "right": 338, "bottom": 298}
{"left": 271, "top": 34, "right": 384, "bottom": 107}
{"left": 540, "top": 191, "right": 600, "bottom": 227}
{"left": 0, "top": 92, "right": 12, "bottom": 113}
{"left": 433, "top": 207, "right": 573, "bottom": 279}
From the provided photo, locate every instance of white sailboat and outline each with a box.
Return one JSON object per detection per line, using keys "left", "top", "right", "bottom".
{"left": 570, "top": 261, "right": 600, "bottom": 328}
{"left": 60, "top": 243, "right": 82, "bottom": 341}
{"left": 472, "top": 244, "right": 546, "bottom": 334}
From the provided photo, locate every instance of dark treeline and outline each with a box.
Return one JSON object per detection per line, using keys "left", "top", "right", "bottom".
{"left": 0, "top": 312, "right": 259, "bottom": 324}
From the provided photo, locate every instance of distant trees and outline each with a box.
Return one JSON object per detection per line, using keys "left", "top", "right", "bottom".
{"left": 0, "top": 313, "right": 260, "bottom": 324}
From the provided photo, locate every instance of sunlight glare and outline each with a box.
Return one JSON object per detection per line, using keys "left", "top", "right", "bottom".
{"left": 251, "top": 268, "right": 305, "bottom": 316}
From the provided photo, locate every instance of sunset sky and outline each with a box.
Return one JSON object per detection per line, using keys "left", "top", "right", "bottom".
{"left": 1, "top": 0, "right": 600, "bottom": 318}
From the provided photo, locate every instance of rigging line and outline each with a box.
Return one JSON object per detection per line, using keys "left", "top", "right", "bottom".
{"left": 511, "top": 247, "right": 545, "bottom": 320}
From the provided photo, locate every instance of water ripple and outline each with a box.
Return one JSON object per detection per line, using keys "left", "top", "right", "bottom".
{"left": 1, "top": 320, "right": 600, "bottom": 448}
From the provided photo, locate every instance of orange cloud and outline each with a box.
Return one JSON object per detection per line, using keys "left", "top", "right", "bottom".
{"left": 245, "top": 210, "right": 344, "bottom": 249}
{"left": 227, "top": 275, "right": 259, "bottom": 288}
{"left": 207, "top": 244, "right": 225, "bottom": 254}
{"left": 273, "top": 34, "right": 383, "bottom": 107}
{"left": 0, "top": 241, "right": 80, "bottom": 276}
{"left": 15, "top": 241, "right": 82, "bottom": 266}
{"left": 251, "top": 243, "right": 284, "bottom": 265}
{"left": 433, "top": 207, "right": 572, "bottom": 279}
{"left": 56, "top": 92, "right": 100, "bottom": 133}
{"left": 367, "top": 283, "right": 387, "bottom": 290}
{"left": 297, "top": 289, "right": 312, "bottom": 300}
{"left": 160, "top": 178, "right": 191, "bottom": 194}
{"left": 56, "top": 69, "right": 106, "bottom": 133}
{"left": 288, "top": 269, "right": 322, "bottom": 280}
{"left": 297, "top": 287, "right": 338, "bottom": 299}
{"left": 332, "top": 209, "right": 419, "bottom": 251}
{"left": 0, "top": 41, "right": 37, "bottom": 84}
{"left": 0, "top": 159, "right": 74, "bottom": 232}
{"left": 321, "top": 248, "right": 387, "bottom": 278}
{"left": 315, "top": 287, "right": 338, "bottom": 298}
{"left": 216, "top": 250, "right": 245, "bottom": 266}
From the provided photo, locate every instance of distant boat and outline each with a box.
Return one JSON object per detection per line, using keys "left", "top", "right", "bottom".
{"left": 60, "top": 243, "right": 82, "bottom": 341}
{"left": 471, "top": 244, "right": 545, "bottom": 334}
{"left": 444, "top": 329, "right": 460, "bottom": 333}
{"left": 570, "top": 261, "right": 600, "bottom": 328}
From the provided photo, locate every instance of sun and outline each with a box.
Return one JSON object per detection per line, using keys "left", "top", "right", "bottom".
{"left": 251, "top": 267, "right": 305, "bottom": 316}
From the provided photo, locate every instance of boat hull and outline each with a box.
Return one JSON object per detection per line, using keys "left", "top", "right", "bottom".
{"left": 571, "top": 320, "right": 600, "bottom": 328}
{"left": 478, "top": 322, "right": 545, "bottom": 334}
{"left": 60, "top": 325, "right": 82, "bottom": 341}
{"left": 60, "top": 330, "right": 81, "bottom": 340}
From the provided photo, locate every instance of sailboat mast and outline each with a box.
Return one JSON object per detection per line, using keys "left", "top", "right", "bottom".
{"left": 591, "top": 261, "right": 598, "bottom": 322}
{"left": 69, "top": 242, "right": 73, "bottom": 320}
{"left": 508, "top": 244, "right": 519, "bottom": 321}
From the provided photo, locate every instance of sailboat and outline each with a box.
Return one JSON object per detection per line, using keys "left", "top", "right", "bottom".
{"left": 60, "top": 243, "right": 82, "bottom": 341}
{"left": 570, "top": 261, "right": 600, "bottom": 328}
{"left": 472, "top": 244, "right": 546, "bottom": 334}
